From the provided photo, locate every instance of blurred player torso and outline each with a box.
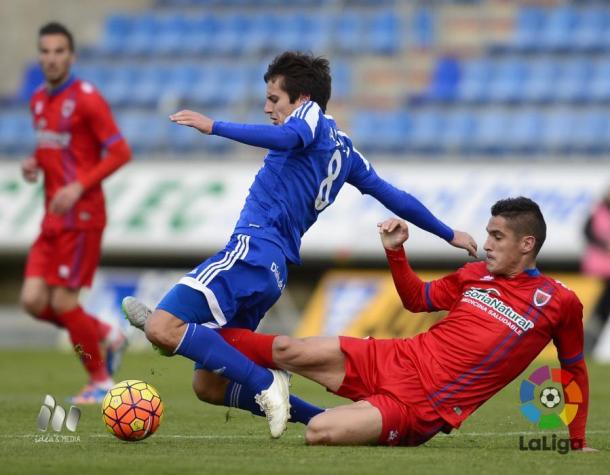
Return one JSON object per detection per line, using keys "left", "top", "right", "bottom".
{"left": 31, "top": 76, "right": 110, "bottom": 232}
{"left": 234, "top": 102, "right": 364, "bottom": 264}
{"left": 402, "top": 261, "right": 580, "bottom": 427}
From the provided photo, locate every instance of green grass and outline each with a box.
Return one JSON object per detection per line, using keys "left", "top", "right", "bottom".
{"left": 0, "top": 350, "right": 608, "bottom": 474}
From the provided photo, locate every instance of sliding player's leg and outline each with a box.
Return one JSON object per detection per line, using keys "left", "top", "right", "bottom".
{"left": 123, "top": 300, "right": 324, "bottom": 425}
{"left": 144, "top": 301, "right": 289, "bottom": 438}
{"left": 192, "top": 369, "right": 324, "bottom": 425}
{"left": 305, "top": 400, "right": 382, "bottom": 445}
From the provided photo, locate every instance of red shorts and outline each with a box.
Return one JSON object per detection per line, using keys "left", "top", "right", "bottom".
{"left": 25, "top": 228, "right": 103, "bottom": 289}
{"left": 335, "top": 336, "right": 452, "bottom": 447}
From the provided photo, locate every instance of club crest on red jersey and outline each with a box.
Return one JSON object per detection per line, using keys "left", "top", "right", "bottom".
{"left": 533, "top": 289, "right": 551, "bottom": 307}
{"left": 62, "top": 99, "right": 75, "bottom": 118}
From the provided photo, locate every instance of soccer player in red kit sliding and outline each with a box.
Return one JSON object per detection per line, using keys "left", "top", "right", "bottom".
{"left": 218, "top": 197, "right": 592, "bottom": 450}
{"left": 19, "top": 22, "right": 131, "bottom": 403}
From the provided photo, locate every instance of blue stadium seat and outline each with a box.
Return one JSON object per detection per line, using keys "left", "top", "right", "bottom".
{"left": 487, "top": 59, "right": 529, "bottom": 103}
{"left": 153, "top": 13, "right": 191, "bottom": 57}
{"left": 214, "top": 13, "right": 252, "bottom": 56}
{"left": 538, "top": 7, "right": 580, "bottom": 52}
{"left": 512, "top": 7, "right": 546, "bottom": 53}
{"left": 351, "top": 111, "right": 409, "bottom": 153}
{"left": 408, "top": 110, "right": 445, "bottom": 153}
{"left": 553, "top": 59, "right": 593, "bottom": 103}
{"left": 540, "top": 111, "right": 574, "bottom": 152}
{"left": 123, "top": 14, "right": 161, "bottom": 57}
{"left": 439, "top": 111, "right": 477, "bottom": 153}
{"left": 470, "top": 110, "right": 510, "bottom": 154}
{"left": 75, "top": 64, "right": 111, "bottom": 92}
{"left": 98, "top": 14, "right": 132, "bottom": 56}
{"left": 572, "top": 111, "right": 610, "bottom": 153}
{"left": 334, "top": 11, "right": 364, "bottom": 54}
{"left": 457, "top": 59, "right": 493, "bottom": 103}
{"left": 180, "top": 14, "right": 220, "bottom": 56}
{"left": 331, "top": 61, "right": 351, "bottom": 101}
{"left": 589, "top": 61, "right": 610, "bottom": 103}
{"left": 0, "top": 114, "right": 35, "bottom": 154}
{"left": 521, "top": 60, "right": 559, "bottom": 103}
{"left": 118, "top": 114, "right": 167, "bottom": 153}
{"left": 572, "top": 8, "right": 609, "bottom": 52}
{"left": 506, "top": 109, "right": 543, "bottom": 153}
{"left": 130, "top": 65, "right": 173, "bottom": 108}
{"left": 103, "top": 66, "right": 142, "bottom": 107}
{"left": 368, "top": 11, "right": 402, "bottom": 55}
{"left": 170, "top": 64, "right": 204, "bottom": 105}
{"left": 411, "top": 7, "right": 435, "bottom": 48}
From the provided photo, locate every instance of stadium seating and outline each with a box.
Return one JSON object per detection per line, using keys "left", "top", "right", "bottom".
{"left": 3, "top": 1, "right": 610, "bottom": 159}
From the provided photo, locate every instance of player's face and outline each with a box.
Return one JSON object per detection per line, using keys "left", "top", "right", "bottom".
{"left": 484, "top": 216, "right": 526, "bottom": 276}
{"left": 38, "top": 33, "right": 74, "bottom": 87}
{"left": 264, "top": 77, "right": 309, "bottom": 125}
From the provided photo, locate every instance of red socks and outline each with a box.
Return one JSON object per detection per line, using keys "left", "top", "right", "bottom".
{"left": 218, "top": 328, "right": 277, "bottom": 369}
{"left": 36, "top": 306, "right": 61, "bottom": 327}
{"left": 56, "top": 306, "right": 109, "bottom": 382}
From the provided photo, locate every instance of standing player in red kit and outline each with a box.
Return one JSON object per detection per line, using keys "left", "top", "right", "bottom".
{"left": 20, "top": 23, "right": 131, "bottom": 403}
{"left": 217, "top": 197, "right": 593, "bottom": 450}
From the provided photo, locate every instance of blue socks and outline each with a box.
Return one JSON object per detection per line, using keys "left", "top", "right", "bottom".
{"left": 225, "top": 381, "right": 324, "bottom": 425}
{"left": 175, "top": 323, "right": 272, "bottom": 393}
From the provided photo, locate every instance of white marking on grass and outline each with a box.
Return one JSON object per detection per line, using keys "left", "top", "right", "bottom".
{"left": 3, "top": 430, "right": 609, "bottom": 440}
{"left": 448, "top": 430, "right": 610, "bottom": 437}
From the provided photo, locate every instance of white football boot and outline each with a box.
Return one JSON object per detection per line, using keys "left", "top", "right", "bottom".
{"left": 254, "top": 369, "right": 291, "bottom": 438}
{"left": 121, "top": 296, "right": 151, "bottom": 331}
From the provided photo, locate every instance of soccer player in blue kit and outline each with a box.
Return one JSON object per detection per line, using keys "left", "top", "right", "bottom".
{"left": 123, "top": 51, "right": 478, "bottom": 438}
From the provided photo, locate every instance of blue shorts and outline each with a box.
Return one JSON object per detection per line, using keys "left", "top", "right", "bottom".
{"left": 157, "top": 233, "right": 287, "bottom": 333}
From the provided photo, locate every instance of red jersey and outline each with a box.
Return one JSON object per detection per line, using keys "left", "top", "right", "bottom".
{"left": 386, "top": 249, "right": 588, "bottom": 444}
{"left": 30, "top": 76, "right": 126, "bottom": 232}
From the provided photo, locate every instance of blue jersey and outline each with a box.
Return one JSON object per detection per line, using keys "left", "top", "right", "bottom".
{"left": 229, "top": 101, "right": 453, "bottom": 264}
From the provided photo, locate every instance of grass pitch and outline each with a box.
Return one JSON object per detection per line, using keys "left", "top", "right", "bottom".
{"left": 0, "top": 349, "right": 608, "bottom": 474}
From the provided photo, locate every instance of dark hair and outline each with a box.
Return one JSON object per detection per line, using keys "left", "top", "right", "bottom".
{"left": 264, "top": 51, "right": 331, "bottom": 112}
{"left": 491, "top": 197, "right": 546, "bottom": 256}
{"left": 39, "top": 22, "right": 75, "bottom": 52}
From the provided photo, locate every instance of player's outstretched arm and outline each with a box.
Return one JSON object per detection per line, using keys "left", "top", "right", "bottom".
{"left": 169, "top": 109, "right": 214, "bottom": 134}
{"left": 378, "top": 219, "right": 429, "bottom": 312}
{"left": 170, "top": 109, "right": 303, "bottom": 151}
{"left": 553, "top": 294, "right": 595, "bottom": 451}
{"left": 347, "top": 158, "right": 478, "bottom": 256}
{"left": 378, "top": 213, "right": 477, "bottom": 258}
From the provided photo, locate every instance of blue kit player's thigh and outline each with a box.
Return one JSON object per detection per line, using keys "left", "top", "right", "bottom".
{"left": 156, "top": 233, "right": 287, "bottom": 332}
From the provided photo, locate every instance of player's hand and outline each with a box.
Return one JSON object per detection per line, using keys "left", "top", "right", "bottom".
{"left": 169, "top": 109, "right": 214, "bottom": 134}
{"left": 378, "top": 218, "right": 409, "bottom": 251}
{"left": 451, "top": 230, "right": 478, "bottom": 258}
{"left": 49, "top": 181, "right": 84, "bottom": 215}
{"left": 21, "top": 157, "right": 39, "bottom": 183}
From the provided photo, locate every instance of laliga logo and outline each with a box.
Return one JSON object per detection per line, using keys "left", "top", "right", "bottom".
{"left": 518, "top": 366, "right": 584, "bottom": 454}
{"left": 519, "top": 365, "right": 582, "bottom": 429}
{"left": 37, "top": 395, "right": 81, "bottom": 432}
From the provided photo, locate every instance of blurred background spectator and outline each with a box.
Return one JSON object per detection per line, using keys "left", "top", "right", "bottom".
{"left": 582, "top": 187, "right": 610, "bottom": 351}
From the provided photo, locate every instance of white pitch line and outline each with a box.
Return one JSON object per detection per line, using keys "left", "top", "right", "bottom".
{"left": 3, "top": 430, "right": 609, "bottom": 440}
{"left": 447, "top": 429, "right": 610, "bottom": 437}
